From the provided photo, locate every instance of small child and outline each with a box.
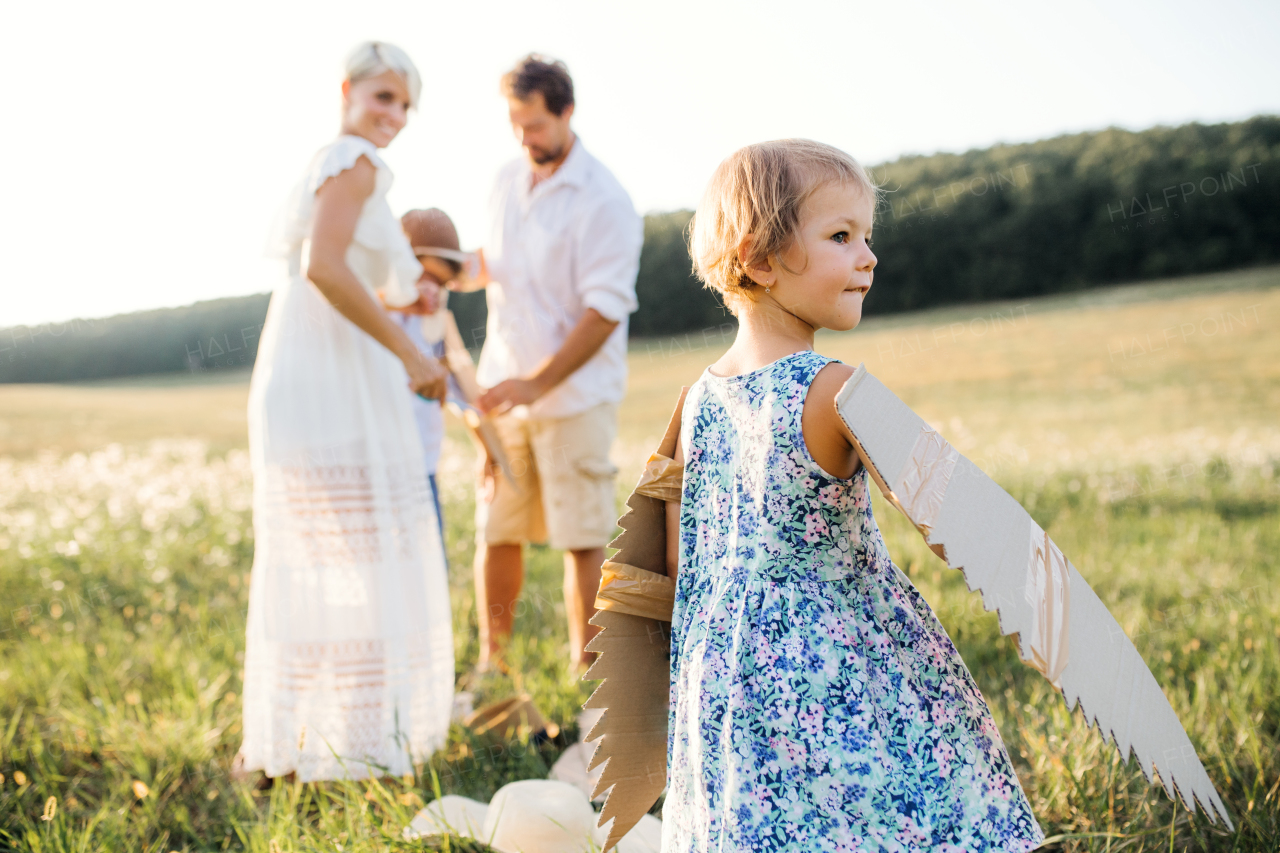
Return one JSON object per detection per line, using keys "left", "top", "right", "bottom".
{"left": 663, "top": 141, "right": 1044, "bottom": 852}
{"left": 389, "top": 207, "right": 470, "bottom": 534}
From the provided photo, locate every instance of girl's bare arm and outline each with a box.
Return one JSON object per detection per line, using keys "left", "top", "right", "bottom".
{"left": 802, "top": 361, "right": 863, "bottom": 479}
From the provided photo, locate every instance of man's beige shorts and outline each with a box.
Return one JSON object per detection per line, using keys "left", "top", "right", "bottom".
{"left": 476, "top": 401, "right": 620, "bottom": 551}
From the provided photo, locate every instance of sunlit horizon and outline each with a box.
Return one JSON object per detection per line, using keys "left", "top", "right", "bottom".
{"left": 3, "top": 0, "right": 1278, "bottom": 327}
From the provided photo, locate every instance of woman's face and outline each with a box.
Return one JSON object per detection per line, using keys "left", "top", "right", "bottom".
{"left": 341, "top": 70, "right": 411, "bottom": 148}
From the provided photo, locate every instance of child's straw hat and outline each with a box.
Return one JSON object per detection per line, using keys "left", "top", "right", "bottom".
{"left": 401, "top": 208, "right": 470, "bottom": 266}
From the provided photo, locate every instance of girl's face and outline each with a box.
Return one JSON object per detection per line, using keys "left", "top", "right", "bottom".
{"left": 768, "top": 182, "right": 877, "bottom": 332}
{"left": 341, "top": 70, "right": 411, "bottom": 148}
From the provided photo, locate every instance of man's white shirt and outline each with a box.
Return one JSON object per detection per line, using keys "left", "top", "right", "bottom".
{"left": 476, "top": 138, "right": 643, "bottom": 420}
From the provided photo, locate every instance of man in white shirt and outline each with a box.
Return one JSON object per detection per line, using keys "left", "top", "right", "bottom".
{"left": 468, "top": 55, "right": 643, "bottom": 670}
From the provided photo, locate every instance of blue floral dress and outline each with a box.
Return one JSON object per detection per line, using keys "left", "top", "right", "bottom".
{"left": 663, "top": 351, "right": 1044, "bottom": 853}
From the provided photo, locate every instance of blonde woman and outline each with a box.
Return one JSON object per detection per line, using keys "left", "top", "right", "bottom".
{"left": 236, "top": 42, "right": 455, "bottom": 782}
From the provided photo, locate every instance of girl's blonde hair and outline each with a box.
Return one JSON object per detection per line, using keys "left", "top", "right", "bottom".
{"left": 690, "top": 139, "right": 880, "bottom": 310}
{"left": 344, "top": 41, "right": 421, "bottom": 109}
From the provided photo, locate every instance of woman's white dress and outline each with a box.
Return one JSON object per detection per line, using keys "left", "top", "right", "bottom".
{"left": 239, "top": 134, "right": 454, "bottom": 781}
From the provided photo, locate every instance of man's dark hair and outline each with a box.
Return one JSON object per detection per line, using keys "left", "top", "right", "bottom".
{"left": 501, "top": 54, "right": 575, "bottom": 116}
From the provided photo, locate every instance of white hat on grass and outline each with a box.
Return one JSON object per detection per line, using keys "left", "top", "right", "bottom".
{"left": 403, "top": 777, "right": 663, "bottom": 853}
{"left": 402, "top": 794, "right": 489, "bottom": 842}
{"left": 484, "top": 779, "right": 598, "bottom": 852}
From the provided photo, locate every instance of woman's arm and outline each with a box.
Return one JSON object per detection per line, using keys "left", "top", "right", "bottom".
{"left": 306, "top": 155, "right": 446, "bottom": 399}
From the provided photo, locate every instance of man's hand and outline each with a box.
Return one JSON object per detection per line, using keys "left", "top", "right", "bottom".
{"left": 475, "top": 308, "right": 619, "bottom": 415}
{"left": 448, "top": 248, "right": 490, "bottom": 292}
{"left": 476, "top": 378, "right": 547, "bottom": 416}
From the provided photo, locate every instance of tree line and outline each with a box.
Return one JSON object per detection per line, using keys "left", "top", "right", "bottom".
{"left": 2, "top": 116, "right": 1275, "bottom": 382}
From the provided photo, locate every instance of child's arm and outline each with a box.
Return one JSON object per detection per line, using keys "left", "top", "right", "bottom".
{"left": 803, "top": 362, "right": 863, "bottom": 479}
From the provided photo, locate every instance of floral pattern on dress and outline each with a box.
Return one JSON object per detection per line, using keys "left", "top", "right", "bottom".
{"left": 663, "top": 351, "right": 1044, "bottom": 853}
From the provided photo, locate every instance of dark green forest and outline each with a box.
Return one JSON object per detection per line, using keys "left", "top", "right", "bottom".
{"left": 3, "top": 116, "right": 1276, "bottom": 382}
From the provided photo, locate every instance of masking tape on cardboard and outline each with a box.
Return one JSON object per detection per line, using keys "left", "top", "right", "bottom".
{"left": 1025, "top": 523, "right": 1071, "bottom": 688}
{"left": 895, "top": 427, "right": 960, "bottom": 540}
{"left": 594, "top": 561, "right": 675, "bottom": 622}
{"left": 633, "top": 453, "right": 684, "bottom": 503}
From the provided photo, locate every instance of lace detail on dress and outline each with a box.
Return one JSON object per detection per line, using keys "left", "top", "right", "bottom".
{"left": 244, "top": 631, "right": 453, "bottom": 781}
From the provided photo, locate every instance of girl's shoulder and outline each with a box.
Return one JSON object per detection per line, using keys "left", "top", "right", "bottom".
{"left": 806, "top": 358, "right": 857, "bottom": 406}
{"left": 802, "top": 358, "right": 860, "bottom": 480}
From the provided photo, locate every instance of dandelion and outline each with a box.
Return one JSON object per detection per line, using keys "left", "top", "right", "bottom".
{"left": 13, "top": 771, "right": 27, "bottom": 786}
{"left": 132, "top": 780, "right": 150, "bottom": 799}
{"left": 42, "top": 796, "right": 57, "bottom": 821}
{"left": 125, "top": 691, "right": 142, "bottom": 706}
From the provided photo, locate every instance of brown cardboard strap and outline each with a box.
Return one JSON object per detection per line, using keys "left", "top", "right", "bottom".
{"left": 594, "top": 561, "right": 675, "bottom": 622}
{"left": 895, "top": 427, "right": 960, "bottom": 541}
{"left": 633, "top": 453, "right": 684, "bottom": 503}
{"left": 1025, "top": 524, "right": 1071, "bottom": 688}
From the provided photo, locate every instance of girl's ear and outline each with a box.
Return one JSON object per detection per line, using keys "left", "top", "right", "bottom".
{"left": 737, "top": 235, "right": 774, "bottom": 288}
{"left": 341, "top": 79, "right": 352, "bottom": 102}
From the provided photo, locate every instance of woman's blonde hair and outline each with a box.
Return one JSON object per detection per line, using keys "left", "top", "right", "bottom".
{"left": 689, "top": 139, "right": 880, "bottom": 310}
{"left": 344, "top": 41, "right": 422, "bottom": 109}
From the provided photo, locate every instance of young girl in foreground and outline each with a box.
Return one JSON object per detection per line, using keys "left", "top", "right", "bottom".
{"left": 663, "top": 140, "right": 1044, "bottom": 852}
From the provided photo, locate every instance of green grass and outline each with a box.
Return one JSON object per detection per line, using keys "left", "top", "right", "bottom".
{"left": 1, "top": 267, "right": 1278, "bottom": 850}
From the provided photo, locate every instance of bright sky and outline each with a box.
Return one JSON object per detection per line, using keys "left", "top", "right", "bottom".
{"left": 3, "top": 0, "right": 1278, "bottom": 327}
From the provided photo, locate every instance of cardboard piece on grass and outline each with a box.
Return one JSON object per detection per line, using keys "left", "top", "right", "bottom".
{"left": 581, "top": 389, "right": 686, "bottom": 852}
{"left": 834, "top": 363, "right": 1232, "bottom": 829}
{"left": 463, "top": 693, "right": 560, "bottom": 744}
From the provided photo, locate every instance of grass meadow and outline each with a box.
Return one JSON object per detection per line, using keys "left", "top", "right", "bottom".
{"left": 1, "top": 266, "right": 1278, "bottom": 851}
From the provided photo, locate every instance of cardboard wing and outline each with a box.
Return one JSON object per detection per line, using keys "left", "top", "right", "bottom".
{"left": 580, "top": 391, "right": 686, "bottom": 852}
{"left": 835, "top": 364, "right": 1232, "bottom": 829}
